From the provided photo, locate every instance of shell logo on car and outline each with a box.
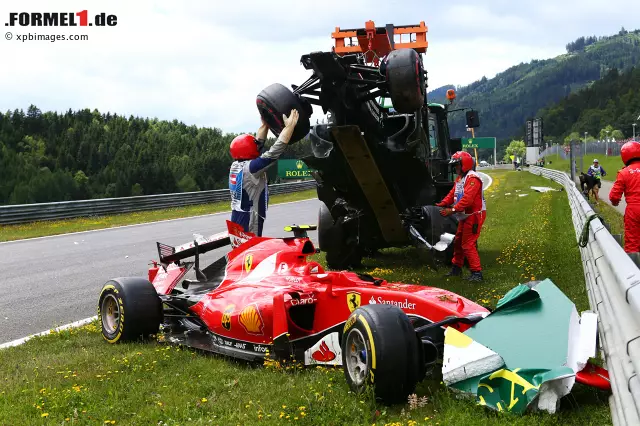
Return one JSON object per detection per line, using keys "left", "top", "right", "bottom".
{"left": 239, "top": 303, "right": 264, "bottom": 335}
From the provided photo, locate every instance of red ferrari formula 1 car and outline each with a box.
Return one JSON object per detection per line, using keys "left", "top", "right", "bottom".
{"left": 98, "top": 221, "right": 610, "bottom": 411}
{"left": 98, "top": 221, "right": 489, "bottom": 403}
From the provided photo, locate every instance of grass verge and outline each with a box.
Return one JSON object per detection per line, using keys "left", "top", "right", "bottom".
{"left": 0, "top": 171, "right": 611, "bottom": 425}
{"left": 543, "top": 155, "right": 623, "bottom": 181}
{"left": 0, "top": 189, "right": 317, "bottom": 243}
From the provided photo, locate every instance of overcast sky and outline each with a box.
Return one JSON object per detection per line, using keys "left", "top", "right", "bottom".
{"left": 1, "top": 0, "right": 638, "bottom": 134}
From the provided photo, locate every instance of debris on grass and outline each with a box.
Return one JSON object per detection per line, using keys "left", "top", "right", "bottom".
{"left": 531, "top": 186, "right": 561, "bottom": 193}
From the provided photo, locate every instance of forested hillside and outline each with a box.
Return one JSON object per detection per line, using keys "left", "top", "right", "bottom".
{"left": 426, "top": 84, "right": 455, "bottom": 102}
{"left": 428, "top": 28, "right": 640, "bottom": 145}
{"left": 0, "top": 106, "right": 310, "bottom": 205}
{"left": 538, "top": 66, "right": 640, "bottom": 143}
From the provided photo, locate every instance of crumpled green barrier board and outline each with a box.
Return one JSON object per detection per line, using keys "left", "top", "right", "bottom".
{"left": 442, "top": 279, "right": 587, "bottom": 414}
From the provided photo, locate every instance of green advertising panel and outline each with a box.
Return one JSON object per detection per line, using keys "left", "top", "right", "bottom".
{"left": 462, "top": 137, "right": 496, "bottom": 149}
{"left": 277, "top": 159, "right": 313, "bottom": 179}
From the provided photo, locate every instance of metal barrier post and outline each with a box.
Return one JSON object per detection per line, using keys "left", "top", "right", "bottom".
{"left": 570, "top": 142, "right": 576, "bottom": 182}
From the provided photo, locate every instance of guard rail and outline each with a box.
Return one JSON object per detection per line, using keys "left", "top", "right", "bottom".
{"left": 0, "top": 180, "right": 317, "bottom": 225}
{"left": 529, "top": 166, "right": 640, "bottom": 425}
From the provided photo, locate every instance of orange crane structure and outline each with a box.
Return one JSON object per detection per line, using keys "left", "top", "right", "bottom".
{"left": 331, "top": 20, "right": 428, "bottom": 66}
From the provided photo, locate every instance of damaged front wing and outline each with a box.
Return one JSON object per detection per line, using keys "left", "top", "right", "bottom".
{"left": 441, "top": 279, "right": 609, "bottom": 415}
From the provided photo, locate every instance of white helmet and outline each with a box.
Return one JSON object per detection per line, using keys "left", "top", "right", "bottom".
{"left": 593, "top": 159, "right": 599, "bottom": 163}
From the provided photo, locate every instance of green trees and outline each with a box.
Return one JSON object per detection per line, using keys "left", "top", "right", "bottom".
{"left": 428, "top": 29, "right": 640, "bottom": 142}
{"left": 503, "top": 140, "right": 526, "bottom": 162}
{"left": 598, "top": 125, "right": 625, "bottom": 141}
{"left": 564, "top": 132, "right": 582, "bottom": 145}
{"left": 0, "top": 106, "right": 312, "bottom": 205}
{"left": 539, "top": 66, "right": 640, "bottom": 142}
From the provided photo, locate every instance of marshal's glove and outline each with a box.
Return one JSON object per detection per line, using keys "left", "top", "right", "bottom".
{"left": 440, "top": 207, "right": 454, "bottom": 217}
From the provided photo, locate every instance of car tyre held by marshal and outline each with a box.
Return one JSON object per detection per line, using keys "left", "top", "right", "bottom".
{"left": 256, "top": 83, "right": 312, "bottom": 144}
{"left": 341, "top": 304, "right": 422, "bottom": 404}
{"left": 98, "top": 278, "right": 163, "bottom": 343}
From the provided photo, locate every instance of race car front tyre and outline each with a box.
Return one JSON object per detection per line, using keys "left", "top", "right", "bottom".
{"left": 256, "top": 83, "right": 312, "bottom": 144}
{"left": 342, "top": 304, "right": 421, "bottom": 404}
{"left": 384, "top": 48, "right": 425, "bottom": 113}
{"left": 98, "top": 278, "right": 163, "bottom": 344}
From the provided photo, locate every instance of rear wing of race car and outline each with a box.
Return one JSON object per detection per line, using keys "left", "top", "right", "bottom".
{"left": 155, "top": 220, "right": 258, "bottom": 265}
{"left": 156, "top": 231, "right": 231, "bottom": 265}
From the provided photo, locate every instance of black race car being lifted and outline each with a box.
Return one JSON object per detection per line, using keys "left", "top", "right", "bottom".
{"left": 256, "top": 21, "right": 481, "bottom": 269}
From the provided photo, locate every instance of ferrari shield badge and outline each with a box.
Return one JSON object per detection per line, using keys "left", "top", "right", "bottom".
{"left": 244, "top": 254, "right": 253, "bottom": 273}
{"left": 346, "top": 291, "right": 361, "bottom": 313}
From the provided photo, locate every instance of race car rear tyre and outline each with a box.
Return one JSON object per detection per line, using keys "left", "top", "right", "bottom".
{"left": 444, "top": 243, "right": 455, "bottom": 265}
{"left": 98, "top": 278, "right": 163, "bottom": 344}
{"left": 317, "top": 202, "right": 340, "bottom": 252}
{"left": 318, "top": 206, "right": 363, "bottom": 270}
{"left": 342, "top": 304, "right": 421, "bottom": 404}
{"left": 384, "top": 48, "right": 425, "bottom": 113}
{"left": 256, "top": 83, "right": 312, "bottom": 144}
{"left": 325, "top": 246, "right": 362, "bottom": 271}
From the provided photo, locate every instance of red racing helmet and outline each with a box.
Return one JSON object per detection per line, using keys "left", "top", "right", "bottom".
{"left": 449, "top": 151, "right": 474, "bottom": 173}
{"left": 621, "top": 141, "right": 640, "bottom": 166}
{"left": 230, "top": 134, "right": 260, "bottom": 160}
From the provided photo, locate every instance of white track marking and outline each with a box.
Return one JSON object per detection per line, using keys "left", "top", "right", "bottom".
{"left": 478, "top": 172, "right": 493, "bottom": 191}
{"left": 0, "top": 316, "right": 97, "bottom": 350}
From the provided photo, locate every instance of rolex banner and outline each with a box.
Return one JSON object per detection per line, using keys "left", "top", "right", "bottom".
{"left": 277, "top": 159, "right": 314, "bottom": 179}
{"left": 442, "top": 279, "right": 599, "bottom": 415}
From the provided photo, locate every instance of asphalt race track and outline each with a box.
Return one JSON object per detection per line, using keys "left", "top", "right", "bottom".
{"left": 0, "top": 173, "right": 491, "bottom": 345}
{"left": 0, "top": 199, "right": 321, "bottom": 345}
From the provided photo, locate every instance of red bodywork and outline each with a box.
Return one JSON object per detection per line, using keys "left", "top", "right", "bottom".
{"left": 149, "top": 221, "right": 488, "bottom": 361}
